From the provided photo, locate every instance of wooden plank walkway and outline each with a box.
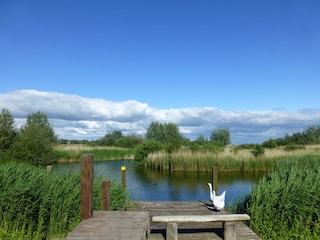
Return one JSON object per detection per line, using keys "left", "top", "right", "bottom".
{"left": 65, "top": 201, "right": 260, "bottom": 240}
{"left": 133, "top": 201, "right": 261, "bottom": 240}
{"left": 65, "top": 211, "right": 150, "bottom": 240}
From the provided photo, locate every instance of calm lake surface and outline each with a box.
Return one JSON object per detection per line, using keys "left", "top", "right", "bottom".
{"left": 53, "top": 160, "right": 266, "bottom": 203}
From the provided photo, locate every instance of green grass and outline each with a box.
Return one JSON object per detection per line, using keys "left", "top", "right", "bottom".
{"left": 231, "top": 155, "right": 320, "bottom": 239}
{"left": 0, "top": 163, "right": 129, "bottom": 239}
{"left": 54, "top": 144, "right": 134, "bottom": 162}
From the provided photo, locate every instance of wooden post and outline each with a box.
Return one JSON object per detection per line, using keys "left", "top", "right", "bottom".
{"left": 101, "top": 180, "right": 110, "bottom": 211}
{"left": 212, "top": 166, "right": 219, "bottom": 194}
{"left": 166, "top": 222, "right": 178, "bottom": 240}
{"left": 80, "top": 154, "right": 94, "bottom": 221}
{"left": 47, "top": 165, "right": 53, "bottom": 174}
{"left": 224, "top": 221, "right": 236, "bottom": 240}
{"left": 121, "top": 166, "right": 126, "bottom": 189}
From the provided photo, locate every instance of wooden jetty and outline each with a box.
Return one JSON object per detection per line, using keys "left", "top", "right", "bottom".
{"left": 65, "top": 210, "right": 150, "bottom": 240}
{"left": 65, "top": 154, "right": 261, "bottom": 240}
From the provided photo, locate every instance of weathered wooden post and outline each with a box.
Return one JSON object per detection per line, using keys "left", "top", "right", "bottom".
{"left": 224, "top": 221, "right": 236, "bottom": 240}
{"left": 47, "top": 165, "right": 53, "bottom": 174}
{"left": 212, "top": 166, "right": 219, "bottom": 194}
{"left": 167, "top": 223, "right": 178, "bottom": 240}
{"left": 101, "top": 180, "right": 110, "bottom": 211}
{"left": 80, "top": 154, "right": 94, "bottom": 221}
{"left": 121, "top": 166, "right": 126, "bottom": 189}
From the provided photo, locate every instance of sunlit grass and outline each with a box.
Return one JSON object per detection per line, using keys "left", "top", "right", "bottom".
{"left": 146, "top": 145, "right": 320, "bottom": 171}
{"left": 54, "top": 144, "right": 134, "bottom": 162}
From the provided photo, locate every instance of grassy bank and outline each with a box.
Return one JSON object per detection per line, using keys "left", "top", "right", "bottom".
{"left": 54, "top": 144, "right": 134, "bottom": 162}
{"left": 231, "top": 155, "right": 320, "bottom": 239}
{"left": 146, "top": 145, "right": 320, "bottom": 171}
{"left": 0, "top": 163, "right": 129, "bottom": 239}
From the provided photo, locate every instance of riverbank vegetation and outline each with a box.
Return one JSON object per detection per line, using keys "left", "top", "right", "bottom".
{"left": 54, "top": 144, "right": 134, "bottom": 162}
{"left": 0, "top": 163, "right": 129, "bottom": 239}
{"left": 231, "top": 155, "right": 320, "bottom": 239}
{"left": 2, "top": 107, "right": 320, "bottom": 170}
{"left": 145, "top": 144, "right": 320, "bottom": 171}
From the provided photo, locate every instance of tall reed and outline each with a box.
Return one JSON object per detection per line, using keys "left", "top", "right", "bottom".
{"left": 146, "top": 149, "right": 277, "bottom": 171}
{"left": 245, "top": 155, "right": 320, "bottom": 239}
{"left": 146, "top": 145, "right": 320, "bottom": 172}
{"left": 0, "top": 163, "right": 129, "bottom": 239}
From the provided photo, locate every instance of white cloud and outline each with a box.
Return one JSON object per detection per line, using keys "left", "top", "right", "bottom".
{"left": 1, "top": 89, "right": 320, "bottom": 144}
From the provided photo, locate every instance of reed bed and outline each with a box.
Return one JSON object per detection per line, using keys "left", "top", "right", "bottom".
{"left": 54, "top": 144, "right": 134, "bottom": 162}
{"left": 146, "top": 145, "right": 320, "bottom": 171}
{"left": 246, "top": 155, "right": 320, "bottom": 239}
{"left": 0, "top": 163, "right": 129, "bottom": 239}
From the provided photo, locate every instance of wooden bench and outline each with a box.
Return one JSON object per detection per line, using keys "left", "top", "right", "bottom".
{"left": 152, "top": 214, "right": 250, "bottom": 240}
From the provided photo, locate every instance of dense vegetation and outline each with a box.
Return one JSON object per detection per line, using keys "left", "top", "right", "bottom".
{"left": 0, "top": 163, "right": 129, "bottom": 239}
{"left": 231, "top": 155, "right": 320, "bottom": 239}
{"left": 0, "top": 109, "right": 58, "bottom": 166}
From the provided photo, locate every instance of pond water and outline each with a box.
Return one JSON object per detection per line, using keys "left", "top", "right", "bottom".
{"left": 53, "top": 160, "right": 266, "bottom": 204}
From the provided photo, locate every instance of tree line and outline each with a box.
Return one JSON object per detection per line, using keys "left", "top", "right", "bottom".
{"left": 1, "top": 107, "right": 319, "bottom": 166}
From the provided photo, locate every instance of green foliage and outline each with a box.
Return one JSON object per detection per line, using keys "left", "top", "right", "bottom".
{"left": 245, "top": 155, "right": 320, "bottom": 239}
{"left": 10, "top": 112, "right": 57, "bottom": 166}
{"left": 145, "top": 122, "right": 183, "bottom": 151}
{"left": 210, "top": 127, "right": 231, "bottom": 146}
{"left": 251, "top": 144, "right": 265, "bottom": 158}
{"left": 262, "top": 138, "right": 277, "bottom": 149}
{"left": 97, "top": 130, "right": 123, "bottom": 146}
{"left": 283, "top": 144, "right": 305, "bottom": 151}
{"left": 133, "top": 140, "right": 164, "bottom": 165}
{"left": 114, "top": 135, "right": 143, "bottom": 148}
{"left": 0, "top": 163, "right": 128, "bottom": 239}
{"left": 94, "top": 132, "right": 143, "bottom": 148}
{"left": 0, "top": 108, "right": 16, "bottom": 153}
{"left": 265, "top": 125, "right": 320, "bottom": 147}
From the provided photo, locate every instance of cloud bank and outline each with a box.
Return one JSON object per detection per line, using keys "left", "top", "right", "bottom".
{"left": 1, "top": 90, "right": 320, "bottom": 144}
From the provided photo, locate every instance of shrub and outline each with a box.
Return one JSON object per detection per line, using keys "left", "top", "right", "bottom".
{"left": 133, "top": 140, "right": 164, "bottom": 165}
{"left": 251, "top": 144, "right": 265, "bottom": 158}
{"left": 283, "top": 144, "right": 305, "bottom": 151}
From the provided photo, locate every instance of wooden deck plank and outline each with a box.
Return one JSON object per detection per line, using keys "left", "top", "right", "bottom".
{"left": 65, "top": 211, "right": 149, "bottom": 240}
{"left": 133, "top": 201, "right": 261, "bottom": 240}
{"left": 65, "top": 201, "right": 260, "bottom": 240}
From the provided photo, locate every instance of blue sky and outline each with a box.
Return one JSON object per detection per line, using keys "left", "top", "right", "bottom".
{"left": 1, "top": 1, "right": 320, "bottom": 143}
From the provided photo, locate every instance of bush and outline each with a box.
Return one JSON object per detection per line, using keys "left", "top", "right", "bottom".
{"left": 283, "top": 144, "right": 305, "bottom": 151}
{"left": 251, "top": 144, "right": 265, "bottom": 158}
{"left": 133, "top": 140, "right": 164, "bottom": 165}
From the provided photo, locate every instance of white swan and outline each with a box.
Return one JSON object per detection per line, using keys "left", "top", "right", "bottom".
{"left": 207, "top": 183, "right": 226, "bottom": 210}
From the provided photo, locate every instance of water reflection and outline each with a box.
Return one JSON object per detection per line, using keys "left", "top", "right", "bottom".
{"left": 53, "top": 160, "right": 265, "bottom": 203}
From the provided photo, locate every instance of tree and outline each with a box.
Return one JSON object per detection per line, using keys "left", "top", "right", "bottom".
{"left": 262, "top": 139, "right": 277, "bottom": 149}
{"left": 145, "top": 122, "right": 183, "bottom": 152}
{"left": 210, "top": 127, "right": 231, "bottom": 146}
{"left": 194, "top": 135, "right": 208, "bottom": 145}
{"left": 0, "top": 108, "right": 16, "bottom": 152}
{"left": 98, "top": 130, "right": 123, "bottom": 146}
{"left": 12, "top": 111, "right": 57, "bottom": 165}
